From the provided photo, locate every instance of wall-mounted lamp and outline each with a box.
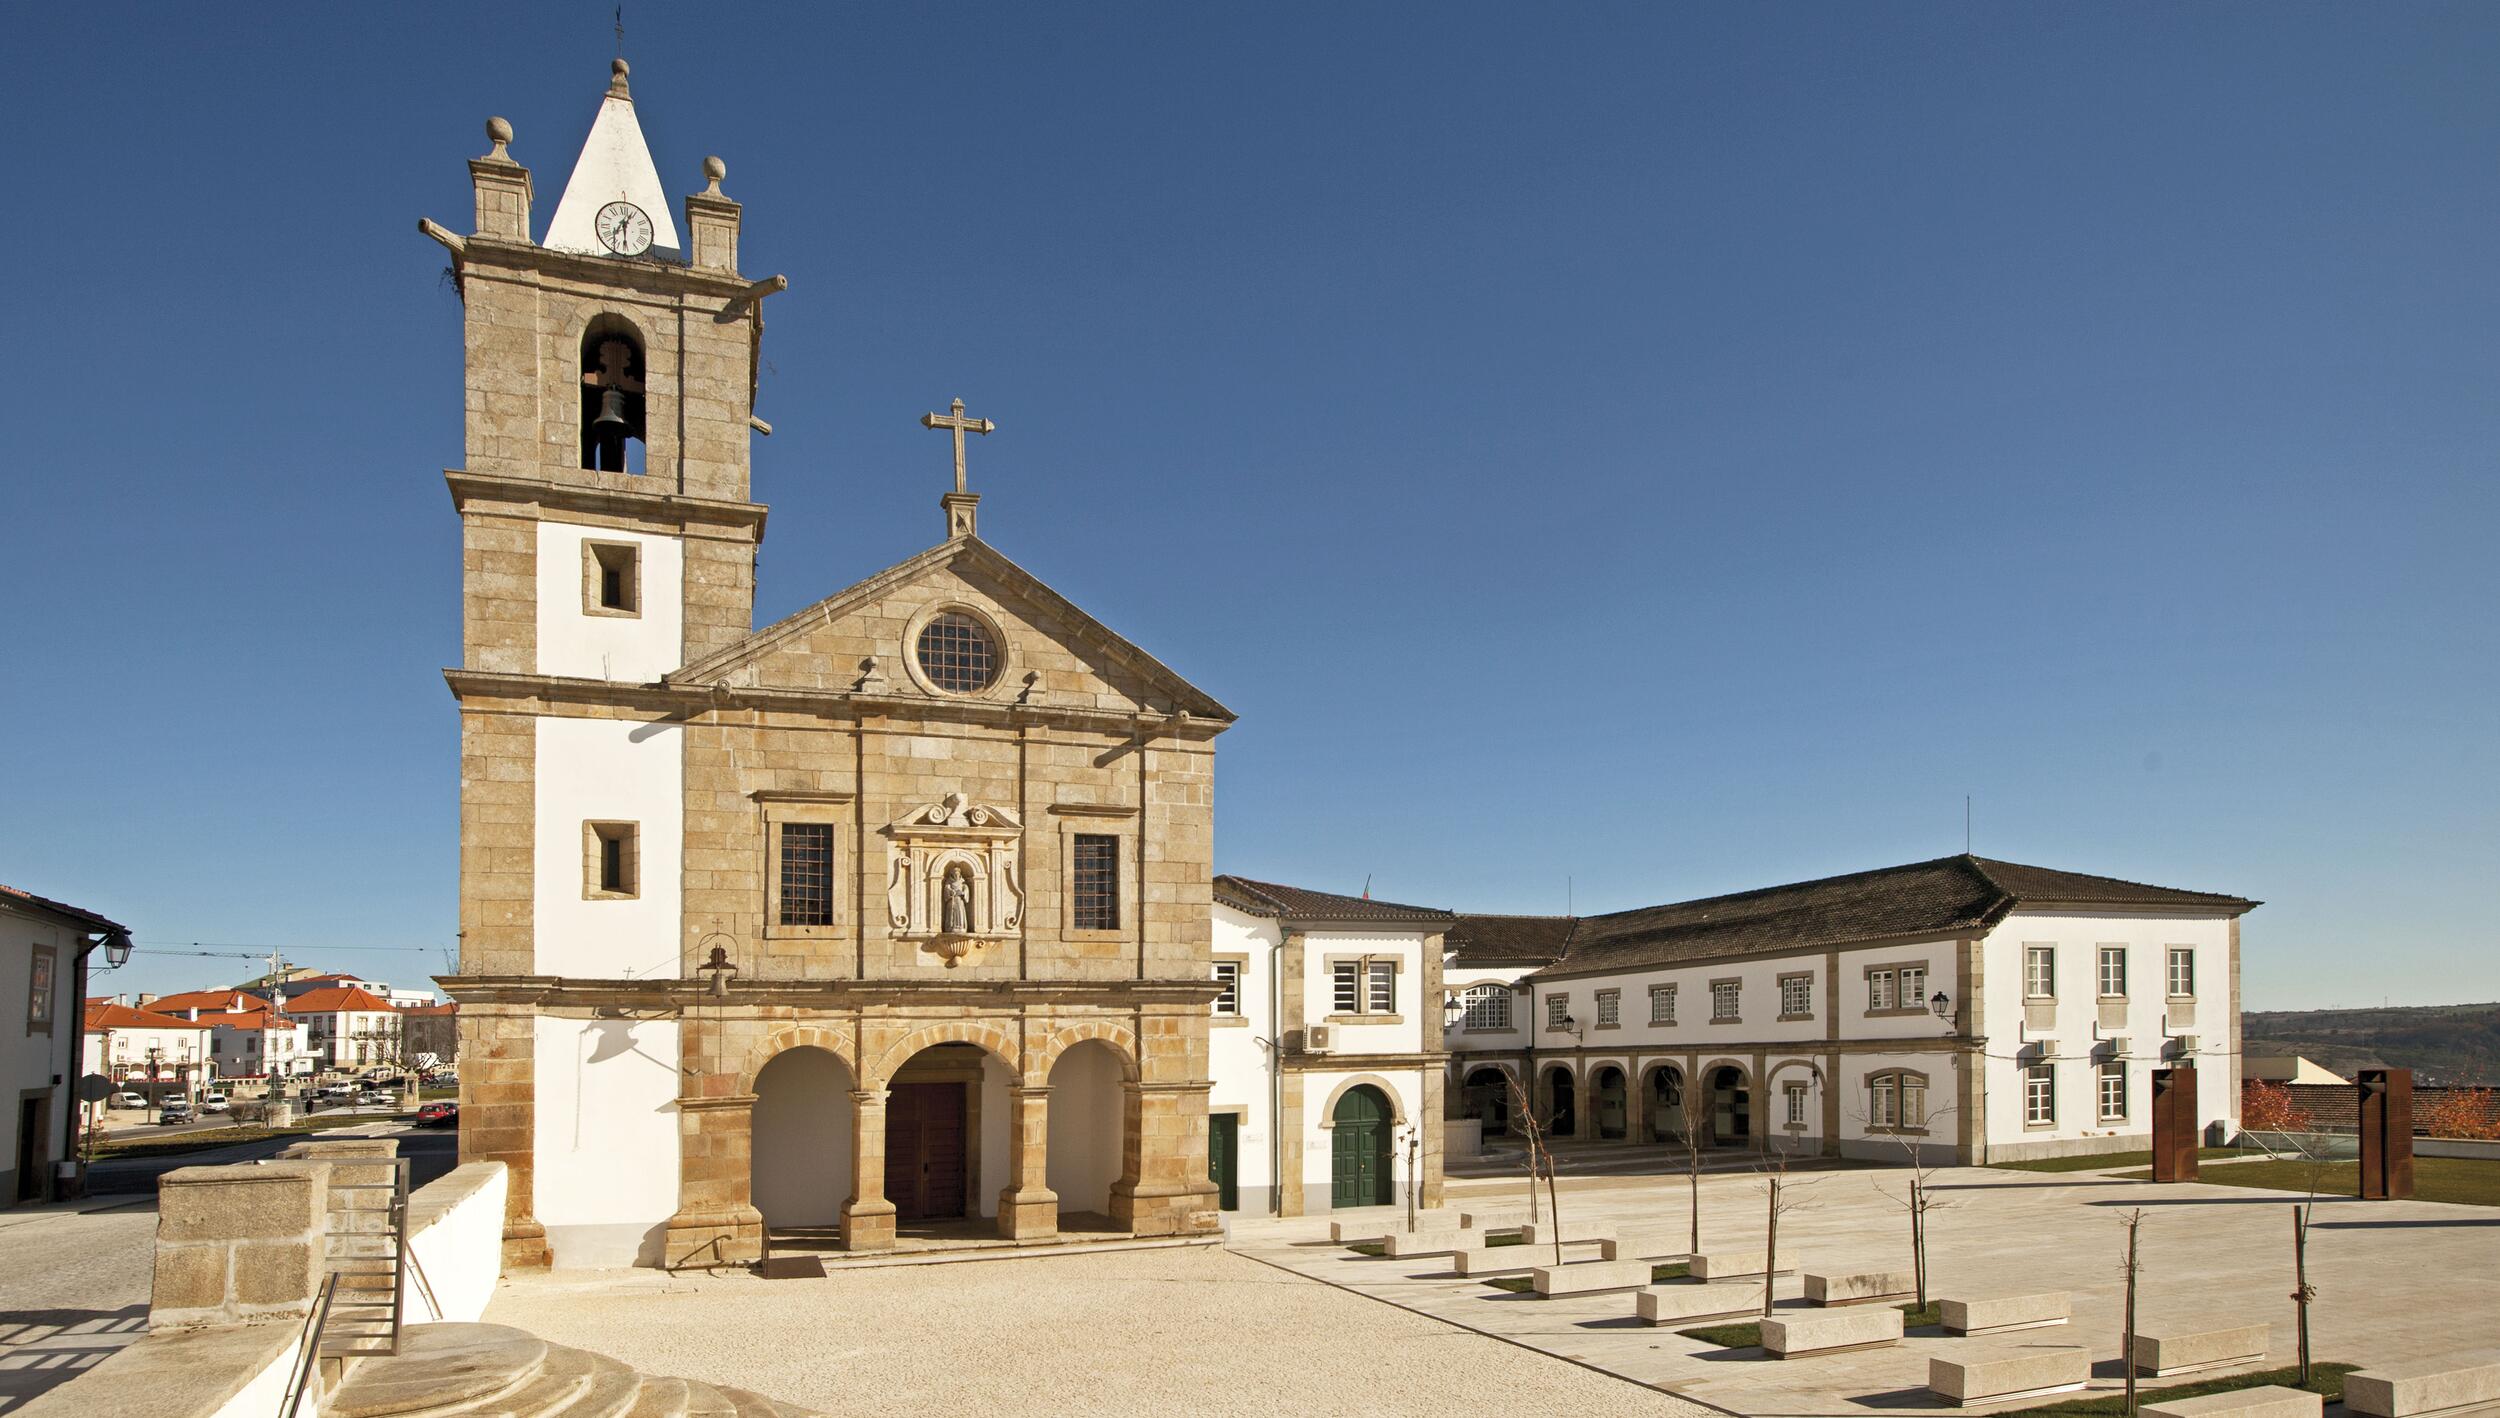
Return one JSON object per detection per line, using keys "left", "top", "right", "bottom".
{"left": 94, "top": 928, "right": 133, "bottom": 970}
{"left": 1929, "top": 991, "right": 1952, "bottom": 1029}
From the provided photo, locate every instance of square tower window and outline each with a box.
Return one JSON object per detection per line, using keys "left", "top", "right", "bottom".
{"left": 584, "top": 541, "right": 641, "bottom": 616}
{"left": 585, "top": 822, "right": 638, "bottom": 899}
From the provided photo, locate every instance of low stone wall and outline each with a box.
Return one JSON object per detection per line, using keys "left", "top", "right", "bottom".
{"left": 404, "top": 1162, "right": 507, "bottom": 1325}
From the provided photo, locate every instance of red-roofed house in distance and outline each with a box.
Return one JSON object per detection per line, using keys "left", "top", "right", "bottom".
{"left": 137, "top": 989, "right": 315, "bottom": 1081}
{"left": 4, "top": 883, "right": 131, "bottom": 1207}
{"left": 81, "top": 1001, "right": 212, "bottom": 1101}
{"left": 284, "top": 985, "right": 404, "bottom": 1071}
{"left": 401, "top": 1001, "right": 458, "bottom": 1070}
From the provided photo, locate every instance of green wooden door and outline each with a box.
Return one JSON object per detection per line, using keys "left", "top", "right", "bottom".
{"left": 1207, "top": 1113, "right": 1239, "bottom": 1211}
{"left": 1330, "top": 1085, "right": 1392, "bottom": 1209}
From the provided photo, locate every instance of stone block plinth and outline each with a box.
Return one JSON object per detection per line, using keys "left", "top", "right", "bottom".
{"left": 1929, "top": 1346, "right": 2090, "bottom": 1406}
{"left": 2343, "top": 1357, "right": 2500, "bottom": 1418}
{"left": 150, "top": 1161, "right": 332, "bottom": 1330}
{"left": 1530, "top": 1259, "right": 1654, "bottom": 1298}
{"left": 1762, "top": 1305, "right": 1903, "bottom": 1359}
{"left": 1805, "top": 1270, "right": 1914, "bottom": 1306}
{"left": 1690, "top": 1249, "right": 1793, "bottom": 1281}
{"left": 2140, "top": 1385, "right": 2321, "bottom": 1418}
{"left": 2131, "top": 1322, "right": 2270, "bottom": 1377}
{"left": 1634, "top": 1283, "right": 1761, "bottom": 1326}
{"left": 1942, "top": 1291, "right": 2070, "bottom": 1335}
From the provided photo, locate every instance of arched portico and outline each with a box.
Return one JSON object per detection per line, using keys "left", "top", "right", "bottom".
{"left": 1593, "top": 1065, "right": 1629, "bottom": 1140}
{"left": 1460, "top": 1065, "right": 1515, "bottom": 1139}
{"left": 1540, "top": 1063, "right": 1577, "bottom": 1138}
{"left": 1644, "top": 1063, "right": 1688, "bottom": 1143}
{"left": 1702, "top": 1061, "right": 1752, "bottom": 1148}
{"left": 751, "top": 1045, "right": 856, "bottom": 1235}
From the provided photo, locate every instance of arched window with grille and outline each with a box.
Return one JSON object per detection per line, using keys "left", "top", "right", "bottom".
{"left": 1460, "top": 983, "right": 1512, "bottom": 1032}
{"left": 1866, "top": 1068, "right": 1929, "bottom": 1133}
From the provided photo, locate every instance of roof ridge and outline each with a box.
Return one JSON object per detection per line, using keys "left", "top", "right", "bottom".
{"left": 1582, "top": 854, "right": 1976, "bottom": 923}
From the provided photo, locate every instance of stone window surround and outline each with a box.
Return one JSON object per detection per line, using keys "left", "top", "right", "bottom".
{"left": 2023, "top": 1062, "right": 2057, "bottom": 1129}
{"left": 583, "top": 820, "right": 639, "bottom": 900}
{"left": 2165, "top": 945, "right": 2196, "bottom": 1000}
{"left": 1708, "top": 977, "right": 1743, "bottom": 1024}
{"left": 1783, "top": 1080, "right": 1810, "bottom": 1131}
{"left": 1648, "top": 982, "right": 1676, "bottom": 1025}
{"left": 2097, "top": 1058, "right": 2128, "bottom": 1121}
{"left": 900, "top": 600, "right": 1019, "bottom": 702}
{"left": 1862, "top": 960, "right": 1933, "bottom": 1018}
{"left": 581, "top": 538, "right": 641, "bottom": 618}
{"left": 1864, "top": 1066, "right": 1930, "bottom": 1135}
{"left": 1593, "top": 988, "right": 1621, "bottom": 1029}
{"left": 1056, "top": 820, "right": 1135, "bottom": 941}
{"left": 1323, "top": 953, "right": 1404, "bottom": 1025}
{"left": 1545, "top": 991, "right": 1569, "bottom": 1030}
{"left": 2023, "top": 942, "right": 2056, "bottom": 1001}
{"left": 2097, "top": 943, "right": 2129, "bottom": 1000}
{"left": 1211, "top": 952, "right": 1250, "bottom": 1027}
{"left": 1775, "top": 970, "right": 1815, "bottom": 1022}
{"left": 1459, "top": 983, "right": 1517, "bottom": 1034}
{"left": 755, "top": 791, "right": 851, "bottom": 940}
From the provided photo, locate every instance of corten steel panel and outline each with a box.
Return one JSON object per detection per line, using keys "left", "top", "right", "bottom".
{"left": 2358, "top": 1068, "right": 2414, "bottom": 1201}
{"left": 2151, "top": 1065, "right": 2199, "bottom": 1183}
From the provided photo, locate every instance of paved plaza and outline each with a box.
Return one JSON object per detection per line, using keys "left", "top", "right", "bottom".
{"left": 1232, "top": 1161, "right": 2500, "bottom": 1414}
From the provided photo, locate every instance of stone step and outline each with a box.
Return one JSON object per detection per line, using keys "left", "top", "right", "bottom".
{"left": 426, "top": 1341, "right": 599, "bottom": 1417}
{"left": 327, "top": 1323, "right": 549, "bottom": 1418}
{"left": 677, "top": 1381, "right": 746, "bottom": 1417}
{"left": 623, "top": 1378, "right": 693, "bottom": 1418}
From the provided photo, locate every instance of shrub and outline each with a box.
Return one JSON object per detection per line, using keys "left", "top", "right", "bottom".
{"left": 2418, "top": 1087, "right": 2500, "bottom": 1141}
{"left": 2242, "top": 1080, "right": 2300, "bottom": 1132}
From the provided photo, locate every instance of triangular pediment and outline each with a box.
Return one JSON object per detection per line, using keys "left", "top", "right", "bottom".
{"left": 668, "top": 537, "right": 1233, "bottom": 720}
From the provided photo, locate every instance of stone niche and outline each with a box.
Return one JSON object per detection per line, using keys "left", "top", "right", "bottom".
{"left": 883, "top": 793, "right": 1024, "bottom": 967}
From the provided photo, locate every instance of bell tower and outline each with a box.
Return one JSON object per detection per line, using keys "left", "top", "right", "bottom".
{"left": 423, "top": 60, "right": 784, "bottom": 1270}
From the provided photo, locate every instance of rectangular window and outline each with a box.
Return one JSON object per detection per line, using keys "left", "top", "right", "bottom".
{"left": 1367, "top": 960, "right": 1396, "bottom": 1014}
{"left": 2025, "top": 1065, "right": 2056, "bottom": 1126}
{"left": 2098, "top": 945, "right": 2128, "bottom": 999}
{"left": 587, "top": 821, "right": 638, "bottom": 898}
{"left": 1333, "top": 962, "right": 1360, "bottom": 1014}
{"left": 1903, "top": 1076, "right": 1926, "bottom": 1129}
{"left": 1071, "top": 834, "right": 1120, "bottom": 930}
{"left": 1868, "top": 969, "right": 1896, "bottom": 1012}
{"left": 1594, "top": 989, "right": 1620, "bottom": 1027}
{"left": 1784, "top": 1082, "right": 1808, "bottom": 1127}
{"left": 2167, "top": 947, "right": 2195, "bottom": 999}
{"left": 776, "top": 822, "right": 834, "bottom": 927}
{"left": 1649, "top": 983, "right": 1676, "bottom": 1024}
{"left": 1211, "top": 962, "right": 1240, "bottom": 1017}
{"left": 1710, "top": 980, "right": 1741, "bottom": 1023}
{"left": 584, "top": 540, "right": 640, "bottom": 615}
{"left": 1462, "top": 985, "right": 1512, "bottom": 1031}
{"left": 27, "top": 945, "right": 55, "bottom": 1029}
{"left": 1900, "top": 965, "right": 1927, "bottom": 1012}
{"left": 1546, "top": 993, "right": 1569, "bottom": 1030}
{"left": 1778, "top": 974, "right": 1813, "bottom": 1019}
{"left": 2024, "top": 945, "right": 2056, "bottom": 999}
{"left": 2098, "top": 1062, "right": 2127, "bottom": 1121}
{"left": 1870, "top": 1075, "right": 1897, "bottom": 1129}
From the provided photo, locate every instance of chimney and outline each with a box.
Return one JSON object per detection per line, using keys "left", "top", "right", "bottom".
{"left": 137, "top": 992, "right": 158, "bottom": 1007}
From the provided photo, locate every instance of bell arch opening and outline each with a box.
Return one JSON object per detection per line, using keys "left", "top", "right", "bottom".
{"left": 580, "top": 315, "right": 648, "bottom": 473}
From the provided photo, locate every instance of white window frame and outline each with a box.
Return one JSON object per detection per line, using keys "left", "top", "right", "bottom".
{"left": 1870, "top": 1075, "right": 1897, "bottom": 1129}
{"left": 1778, "top": 973, "right": 1813, "bottom": 1020}
{"left": 2025, "top": 1064, "right": 2056, "bottom": 1126}
{"left": 1367, "top": 960, "right": 1396, "bottom": 1015}
{"left": 1594, "top": 989, "right": 1620, "bottom": 1027}
{"left": 2024, "top": 945, "right": 2056, "bottom": 1000}
{"left": 2098, "top": 1061, "right": 2127, "bottom": 1121}
{"left": 1211, "top": 961, "right": 1240, "bottom": 1017}
{"left": 1462, "top": 984, "right": 1512, "bottom": 1032}
{"left": 1868, "top": 969, "right": 1896, "bottom": 1012}
{"left": 1784, "top": 1082, "right": 1808, "bottom": 1127}
{"left": 2098, "top": 945, "right": 2128, "bottom": 999}
{"left": 1899, "top": 965, "right": 1927, "bottom": 1012}
{"left": 1709, "top": 980, "right": 1741, "bottom": 1023}
{"left": 1649, "top": 983, "right": 1676, "bottom": 1025}
{"left": 1331, "top": 961, "right": 1359, "bottom": 1014}
{"left": 1545, "top": 993, "right": 1569, "bottom": 1030}
{"left": 2167, "top": 947, "right": 2195, "bottom": 999}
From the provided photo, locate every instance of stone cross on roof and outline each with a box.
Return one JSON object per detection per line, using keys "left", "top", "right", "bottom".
{"left": 921, "top": 397, "right": 995, "bottom": 539}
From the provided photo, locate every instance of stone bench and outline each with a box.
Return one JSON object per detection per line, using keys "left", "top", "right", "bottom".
{"left": 2131, "top": 1322, "right": 2270, "bottom": 1378}
{"left": 1517, "top": 1221, "right": 1610, "bottom": 1248}
{"left": 1634, "top": 1284, "right": 1762, "bottom": 1327}
{"left": 1942, "top": 1292, "right": 2070, "bottom": 1336}
{"left": 1459, "top": 1208, "right": 1531, "bottom": 1233}
{"left": 1380, "top": 1228, "right": 1474, "bottom": 1258}
{"left": 1690, "top": 1250, "right": 1793, "bottom": 1282}
{"left": 1597, "top": 1234, "right": 1687, "bottom": 1263}
{"left": 1530, "top": 1260, "right": 1656, "bottom": 1298}
{"left": 2343, "top": 1356, "right": 2500, "bottom": 1418}
{"left": 1761, "top": 1305, "right": 1903, "bottom": 1359}
{"left": 2140, "top": 1385, "right": 2321, "bottom": 1418}
{"left": 1804, "top": 1270, "right": 1913, "bottom": 1307}
{"left": 1329, "top": 1211, "right": 1459, "bottom": 1244}
{"left": 1449, "top": 1240, "right": 1598, "bottom": 1277}
{"left": 1927, "top": 1346, "right": 2090, "bottom": 1406}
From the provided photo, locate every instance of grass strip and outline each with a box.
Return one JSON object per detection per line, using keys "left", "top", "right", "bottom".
{"left": 1990, "top": 1147, "right": 2238, "bottom": 1174}
{"left": 1678, "top": 1301, "right": 1938, "bottom": 1349}
{"left": 2015, "top": 1364, "right": 2355, "bottom": 1417}
{"left": 2110, "top": 1156, "right": 2500, "bottom": 1207}
{"left": 1346, "top": 1230, "right": 1527, "bottom": 1258}
{"left": 1483, "top": 1259, "right": 1688, "bottom": 1294}
{"left": 93, "top": 1111, "right": 405, "bottom": 1161}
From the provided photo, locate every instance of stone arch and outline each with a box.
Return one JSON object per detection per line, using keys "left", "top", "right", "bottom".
{"left": 578, "top": 311, "right": 649, "bottom": 473}
{"left": 735, "top": 1024, "right": 859, "bottom": 1098}
{"left": 1031, "top": 1019, "right": 1141, "bottom": 1084}
{"left": 1316, "top": 1073, "right": 1411, "bottom": 1130}
{"left": 1697, "top": 1057, "right": 1752, "bottom": 1089}
{"left": 866, "top": 1019, "right": 1020, "bottom": 1089}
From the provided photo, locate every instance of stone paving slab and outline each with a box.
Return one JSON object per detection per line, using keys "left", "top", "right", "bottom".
{"left": 1232, "top": 1163, "right": 2500, "bottom": 1415}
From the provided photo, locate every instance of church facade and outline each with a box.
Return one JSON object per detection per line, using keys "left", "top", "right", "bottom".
{"left": 430, "top": 64, "right": 1229, "bottom": 1269}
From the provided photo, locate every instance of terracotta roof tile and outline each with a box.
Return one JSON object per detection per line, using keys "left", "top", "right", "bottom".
{"left": 1, "top": 882, "right": 126, "bottom": 933}
{"left": 84, "top": 1001, "right": 209, "bottom": 1032}
{"left": 282, "top": 986, "right": 399, "bottom": 1014}
{"left": 1214, "top": 875, "right": 1454, "bottom": 925}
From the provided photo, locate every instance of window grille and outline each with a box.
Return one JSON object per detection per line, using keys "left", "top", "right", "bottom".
{"left": 1462, "top": 985, "right": 1511, "bottom": 1031}
{"left": 1072, "top": 834, "right": 1120, "bottom": 930}
{"left": 1367, "top": 961, "right": 1396, "bottom": 1014}
{"left": 1333, "top": 962, "right": 1360, "bottom": 1014}
{"left": 1211, "top": 962, "right": 1240, "bottom": 1016}
{"left": 1595, "top": 990, "right": 1619, "bottom": 1026}
{"left": 1710, "top": 981, "right": 1741, "bottom": 1022}
{"left": 777, "top": 823, "right": 834, "bottom": 926}
{"left": 1546, "top": 993, "right": 1569, "bottom": 1029}
{"left": 916, "top": 611, "right": 999, "bottom": 694}
{"left": 1649, "top": 984, "right": 1675, "bottom": 1025}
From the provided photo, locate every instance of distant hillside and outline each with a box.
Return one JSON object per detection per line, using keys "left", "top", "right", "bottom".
{"left": 2243, "top": 1002, "right": 2500, "bottom": 1086}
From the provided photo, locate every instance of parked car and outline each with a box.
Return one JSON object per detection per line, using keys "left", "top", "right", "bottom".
{"left": 356, "top": 1090, "right": 392, "bottom": 1107}
{"left": 200, "top": 1091, "right": 230, "bottom": 1113}
{"left": 415, "top": 1101, "right": 458, "bottom": 1128}
{"left": 157, "top": 1103, "right": 195, "bottom": 1125}
{"left": 110, "top": 1091, "right": 147, "bottom": 1109}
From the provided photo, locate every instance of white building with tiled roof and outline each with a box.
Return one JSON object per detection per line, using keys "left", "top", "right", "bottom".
{"left": 5, "top": 884, "right": 130, "bottom": 1207}
{"left": 283, "top": 985, "right": 404, "bottom": 1071}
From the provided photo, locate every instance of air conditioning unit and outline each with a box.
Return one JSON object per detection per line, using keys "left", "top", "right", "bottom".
{"left": 1302, "top": 1025, "right": 1334, "bottom": 1054}
{"left": 2104, "top": 1037, "right": 2131, "bottom": 1059}
{"left": 2168, "top": 1035, "right": 2199, "bottom": 1061}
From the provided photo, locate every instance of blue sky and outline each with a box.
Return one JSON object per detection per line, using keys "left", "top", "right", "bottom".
{"left": 3, "top": 5, "right": 2493, "bottom": 1010}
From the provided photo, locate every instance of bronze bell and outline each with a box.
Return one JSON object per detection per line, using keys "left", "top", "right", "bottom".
{"left": 592, "top": 386, "right": 629, "bottom": 433}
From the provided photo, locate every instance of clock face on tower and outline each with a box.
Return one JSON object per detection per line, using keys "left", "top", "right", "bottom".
{"left": 594, "top": 201, "right": 654, "bottom": 257}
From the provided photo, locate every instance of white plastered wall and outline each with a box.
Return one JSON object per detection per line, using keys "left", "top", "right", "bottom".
{"left": 534, "top": 521, "right": 684, "bottom": 683}
{"left": 1301, "top": 931, "right": 1426, "bottom": 1054}
{"left": 750, "top": 1046, "right": 855, "bottom": 1229}
{"left": 534, "top": 1015, "right": 681, "bottom": 1267}
{"left": 1209, "top": 904, "right": 1279, "bottom": 1208}
{"left": 532, "top": 716, "right": 682, "bottom": 980}
{"left": 1297, "top": 1066, "right": 1426, "bottom": 1211}
{"left": 1046, "top": 1041, "right": 1125, "bottom": 1217}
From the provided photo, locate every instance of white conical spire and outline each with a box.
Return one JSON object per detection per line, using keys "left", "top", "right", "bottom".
{"left": 543, "top": 59, "right": 683, "bottom": 260}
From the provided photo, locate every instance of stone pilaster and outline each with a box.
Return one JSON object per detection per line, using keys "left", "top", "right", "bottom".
{"left": 665, "top": 1093, "right": 763, "bottom": 1269}
{"left": 150, "top": 1161, "right": 332, "bottom": 1330}
{"left": 1418, "top": 1067, "right": 1446, "bottom": 1210}
{"left": 996, "top": 1085, "right": 1058, "bottom": 1239}
{"left": 841, "top": 1089, "right": 896, "bottom": 1251}
{"left": 457, "top": 1001, "right": 546, "bottom": 1269}
{"left": 1109, "top": 1081, "right": 1220, "bottom": 1236}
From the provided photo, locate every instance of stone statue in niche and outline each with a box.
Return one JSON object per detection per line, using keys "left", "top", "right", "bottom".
{"left": 942, "top": 863, "right": 974, "bottom": 935}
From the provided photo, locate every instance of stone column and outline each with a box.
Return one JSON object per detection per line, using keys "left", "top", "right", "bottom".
{"left": 1574, "top": 1068, "right": 1598, "bottom": 1141}
{"left": 840, "top": 1089, "right": 896, "bottom": 1251}
{"left": 1626, "top": 1062, "right": 1649, "bottom": 1146}
{"left": 458, "top": 1001, "right": 546, "bottom": 1269}
{"left": 996, "top": 1085, "right": 1057, "bottom": 1239}
{"left": 1418, "top": 1068, "right": 1446, "bottom": 1210}
{"left": 665, "top": 1094, "right": 763, "bottom": 1268}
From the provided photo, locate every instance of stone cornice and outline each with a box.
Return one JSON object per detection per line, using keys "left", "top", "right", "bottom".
{"left": 1283, "top": 1051, "right": 1449, "bottom": 1070}
{"left": 439, "top": 974, "right": 1221, "bottom": 1008}
{"left": 454, "top": 233, "right": 759, "bottom": 300}
{"left": 446, "top": 469, "right": 768, "bottom": 539}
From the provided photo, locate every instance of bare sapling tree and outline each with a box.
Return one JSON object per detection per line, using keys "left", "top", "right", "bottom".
{"left": 2119, "top": 1208, "right": 2147, "bottom": 1418}
{"left": 2275, "top": 1128, "right": 2340, "bottom": 1386}
{"left": 1851, "top": 1096, "right": 1960, "bottom": 1310}
{"left": 1679, "top": 1082, "right": 1712, "bottom": 1256}
{"left": 1505, "top": 1075, "right": 1566, "bottom": 1264}
{"left": 1754, "top": 1143, "right": 1815, "bottom": 1320}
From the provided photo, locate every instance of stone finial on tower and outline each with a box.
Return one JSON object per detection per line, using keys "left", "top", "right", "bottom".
{"left": 684, "top": 155, "right": 741, "bottom": 272}
{"left": 470, "top": 115, "right": 533, "bottom": 243}
{"left": 610, "top": 57, "right": 632, "bottom": 98}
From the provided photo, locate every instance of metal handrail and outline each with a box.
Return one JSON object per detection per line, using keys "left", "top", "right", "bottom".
{"left": 388, "top": 1157, "right": 410, "bottom": 1352}
{"left": 280, "top": 1273, "right": 339, "bottom": 1418}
